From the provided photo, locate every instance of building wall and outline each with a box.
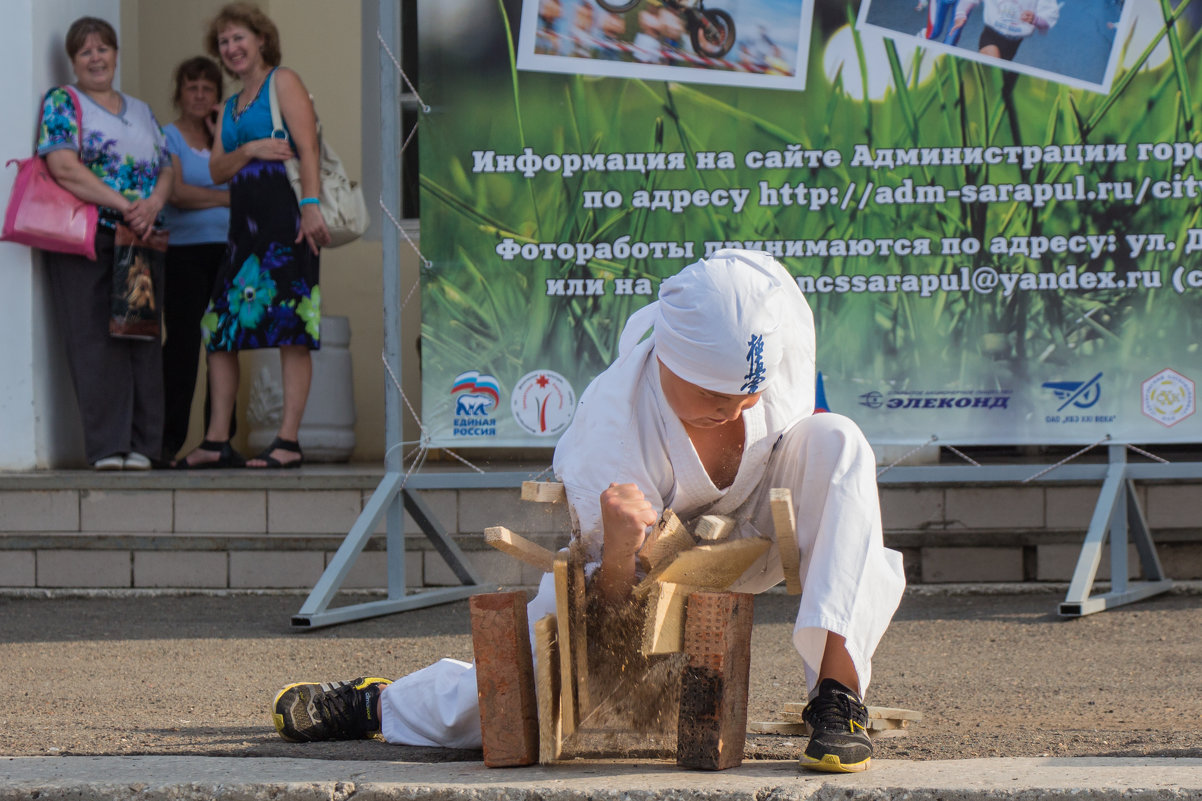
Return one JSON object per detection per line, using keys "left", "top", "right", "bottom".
{"left": 0, "top": 0, "right": 426, "bottom": 468}
{"left": 131, "top": 0, "right": 415, "bottom": 463}
{"left": 0, "top": 0, "right": 123, "bottom": 469}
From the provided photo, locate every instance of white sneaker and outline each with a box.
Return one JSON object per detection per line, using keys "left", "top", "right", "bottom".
{"left": 93, "top": 455, "right": 124, "bottom": 471}
{"left": 123, "top": 452, "right": 152, "bottom": 470}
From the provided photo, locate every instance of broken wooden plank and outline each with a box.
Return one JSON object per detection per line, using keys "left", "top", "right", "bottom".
{"left": 552, "top": 554, "right": 577, "bottom": 739}
{"left": 639, "top": 508, "right": 679, "bottom": 565}
{"left": 747, "top": 720, "right": 807, "bottom": 735}
{"left": 521, "top": 481, "right": 566, "bottom": 504}
{"left": 637, "top": 537, "right": 772, "bottom": 595}
{"left": 484, "top": 526, "right": 555, "bottom": 573}
{"left": 676, "top": 592, "right": 754, "bottom": 771}
{"left": 469, "top": 591, "right": 538, "bottom": 767}
{"left": 639, "top": 509, "right": 694, "bottom": 570}
{"left": 750, "top": 712, "right": 908, "bottom": 731}
{"left": 533, "top": 613, "right": 561, "bottom": 764}
{"left": 781, "top": 702, "right": 923, "bottom": 722}
{"left": 641, "top": 581, "right": 698, "bottom": 655}
{"left": 568, "top": 541, "right": 591, "bottom": 718}
{"left": 770, "top": 488, "right": 802, "bottom": 595}
{"left": 693, "top": 515, "right": 734, "bottom": 542}
{"left": 767, "top": 702, "right": 922, "bottom": 740}
{"left": 867, "top": 706, "right": 924, "bottom": 722}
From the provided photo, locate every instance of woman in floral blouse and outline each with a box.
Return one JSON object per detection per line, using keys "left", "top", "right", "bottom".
{"left": 173, "top": 2, "right": 326, "bottom": 470}
{"left": 39, "top": 16, "right": 174, "bottom": 470}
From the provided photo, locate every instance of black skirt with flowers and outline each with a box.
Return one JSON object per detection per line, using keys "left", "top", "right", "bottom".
{"left": 202, "top": 159, "right": 320, "bottom": 352}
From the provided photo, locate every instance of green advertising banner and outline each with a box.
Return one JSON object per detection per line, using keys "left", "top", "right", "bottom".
{"left": 418, "top": 0, "right": 1201, "bottom": 448}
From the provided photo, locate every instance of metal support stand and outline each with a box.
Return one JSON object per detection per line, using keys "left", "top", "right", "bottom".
{"left": 877, "top": 446, "right": 1195, "bottom": 618}
{"left": 1057, "top": 445, "right": 1172, "bottom": 617}
{"left": 292, "top": 3, "right": 502, "bottom": 629}
{"left": 292, "top": 473, "right": 481, "bottom": 628}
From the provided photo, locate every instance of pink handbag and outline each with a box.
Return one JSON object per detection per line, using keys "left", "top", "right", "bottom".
{"left": 0, "top": 86, "right": 98, "bottom": 260}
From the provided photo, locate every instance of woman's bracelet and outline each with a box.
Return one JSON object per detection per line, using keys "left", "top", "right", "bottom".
{"left": 299, "top": 197, "right": 320, "bottom": 207}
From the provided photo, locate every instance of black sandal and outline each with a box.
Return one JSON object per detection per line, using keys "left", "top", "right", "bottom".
{"left": 247, "top": 436, "right": 303, "bottom": 469}
{"left": 172, "top": 439, "right": 246, "bottom": 469}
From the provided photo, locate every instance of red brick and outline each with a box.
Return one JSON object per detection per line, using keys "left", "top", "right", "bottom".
{"left": 470, "top": 590, "right": 538, "bottom": 767}
{"left": 676, "top": 591, "right": 754, "bottom": 771}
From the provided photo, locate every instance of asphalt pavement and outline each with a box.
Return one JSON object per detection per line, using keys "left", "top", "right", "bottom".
{"left": 1, "top": 586, "right": 1201, "bottom": 798}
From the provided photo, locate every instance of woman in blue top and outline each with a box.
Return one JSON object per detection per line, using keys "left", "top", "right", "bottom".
{"left": 38, "top": 16, "right": 173, "bottom": 470}
{"left": 161, "top": 56, "right": 231, "bottom": 464}
{"left": 174, "top": 2, "right": 328, "bottom": 469}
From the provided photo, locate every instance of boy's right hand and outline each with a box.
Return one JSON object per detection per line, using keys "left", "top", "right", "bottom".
{"left": 600, "top": 482, "right": 658, "bottom": 559}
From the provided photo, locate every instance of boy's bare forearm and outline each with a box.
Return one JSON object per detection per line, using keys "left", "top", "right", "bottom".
{"left": 594, "top": 549, "right": 638, "bottom": 605}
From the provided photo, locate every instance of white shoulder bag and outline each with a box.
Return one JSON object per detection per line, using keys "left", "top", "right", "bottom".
{"left": 268, "top": 69, "right": 369, "bottom": 248}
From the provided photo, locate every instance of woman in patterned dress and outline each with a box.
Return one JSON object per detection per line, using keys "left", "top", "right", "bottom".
{"left": 173, "top": 2, "right": 328, "bottom": 469}
{"left": 39, "top": 16, "right": 174, "bottom": 470}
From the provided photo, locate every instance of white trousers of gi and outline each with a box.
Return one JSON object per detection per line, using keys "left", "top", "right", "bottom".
{"left": 379, "top": 413, "right": 906, "bottom": 748}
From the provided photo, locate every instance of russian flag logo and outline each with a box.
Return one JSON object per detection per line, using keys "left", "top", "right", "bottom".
{"left": 451, "top": 370, "right": 501, "bottom": 406}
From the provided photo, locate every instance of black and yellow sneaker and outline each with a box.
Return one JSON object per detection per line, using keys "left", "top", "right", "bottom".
{"left": 272, "top": 677, "right": 393, "bottom": 742}
{"left": 798, "top": 678, "right": 873, "bottom": 773}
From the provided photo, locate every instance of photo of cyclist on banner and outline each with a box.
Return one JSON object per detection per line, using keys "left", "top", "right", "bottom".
{"left": 519, "top": 0, "right": 812, "bottom": 91}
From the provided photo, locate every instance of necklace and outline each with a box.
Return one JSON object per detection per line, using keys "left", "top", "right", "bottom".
{"left": 234, "top": 68, "right": 270, "bottom": 118}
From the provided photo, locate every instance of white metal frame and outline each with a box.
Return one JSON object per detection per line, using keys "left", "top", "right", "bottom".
{"left": 877, "top": 444, "right": 1189, "bottom": 617}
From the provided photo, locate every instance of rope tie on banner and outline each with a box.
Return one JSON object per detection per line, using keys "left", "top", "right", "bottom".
{"left": 379, "top": 199, "right": 431, "bottom": 278}
{"left": 376, "top": 28, "right": 496, "bottom": 478}
{"left": 943, "top": 443, "right": 981, "bottom": 467}
{"left": 377, "top": 29, "right": 430, "bottom": 112}
{"left": 376, "top": 26, "right": 432, "bottom": 276}
{"left": 875, "top": 435, "right": 938, "bottom": 478}
{"left": 380, "top": 347, "right": 488, "bottom": 477}
{"left": 1020, "top": 435, "right": 1111, "bottom": 483}
{"left": 1125, "top": 442, "right": 1169, "bottom": 464}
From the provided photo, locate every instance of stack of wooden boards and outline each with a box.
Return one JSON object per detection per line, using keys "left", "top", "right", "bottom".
{"left": 472, "top": 481, "right": 805, "bottom": 770}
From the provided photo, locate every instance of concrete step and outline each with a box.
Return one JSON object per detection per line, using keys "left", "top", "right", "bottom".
{"left": 1, "top": 465, "right": 1200, "bottom": 590}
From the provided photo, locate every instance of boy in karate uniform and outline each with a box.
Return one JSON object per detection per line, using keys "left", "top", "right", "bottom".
{"left": 272, "top": 249, "right": 906, "bottom": 773}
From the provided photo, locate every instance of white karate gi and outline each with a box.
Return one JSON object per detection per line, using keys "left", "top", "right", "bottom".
{"left": 380, "top": 250, "right": 906, "bottom": 748}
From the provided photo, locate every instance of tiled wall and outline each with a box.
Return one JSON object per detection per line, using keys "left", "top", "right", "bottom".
{"left": 0, "top": 481, "right": 1198, "bottom": 589}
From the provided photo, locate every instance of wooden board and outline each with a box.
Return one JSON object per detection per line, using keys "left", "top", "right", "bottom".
{"left": 521, "top": 481, "right": 566, "bottom": 504}
{"left": 748, "top": 720, "right": 912, "bottom": 738}
{"left": 639, "top": 537, "right": 772, "bottom": 594}
{"left": 747, "top": 721, "right": 807, "bottom": 735}
{"left": 533, "top": 614, "right": 561, "bottom": 764}
{"left": 552, "top": 555, "right": 577, "bottom": 738}
{"left": 641, "top": 581, "right": 697, "bottom": 655}
{"left": 484, "top": 526, "right": 555, "bottom": 573}
{"left": 639, "top": 509, "right": 695, "bottom": 571}
{"left": 781, "top": 702, "right": 923, "bottom": 722}
{"left": 568, "top": 542, "right": 591, "bottom": 717}
{"left": 693, "top": 515, "right": 734, "bottom": 542}
{"left": 769, "top": 488, "right": 802, "bottom": 595}
{"left": 764, "top": 702, "right": 922, "bottom": 739}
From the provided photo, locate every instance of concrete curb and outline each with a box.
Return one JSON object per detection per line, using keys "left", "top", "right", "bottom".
{"left": 2, "top": 756, "right": 1201, "bottom": 800}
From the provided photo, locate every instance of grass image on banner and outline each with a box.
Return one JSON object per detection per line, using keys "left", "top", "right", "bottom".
{"left": 417, "top": 0, "right": 1202, "bottom": 447}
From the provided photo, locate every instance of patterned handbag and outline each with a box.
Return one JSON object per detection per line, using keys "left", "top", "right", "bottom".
{"left": 109, "top": 224, "right": 167, "bottom": 341}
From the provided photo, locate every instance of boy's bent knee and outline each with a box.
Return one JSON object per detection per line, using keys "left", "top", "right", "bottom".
{"left": 786, "top": 413, "right": 871, "bottom": 453}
